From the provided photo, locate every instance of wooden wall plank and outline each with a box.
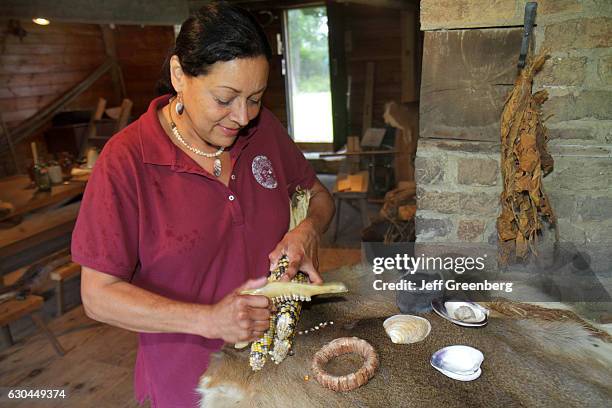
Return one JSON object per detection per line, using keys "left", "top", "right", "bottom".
{"left": 112, "top": 25, "right": 174, "bottom": 115}
{"left": 0, "top": 84, "right": 76, "bottom": 98}
{"left": 0, "top": 19, "right": 175, "bottom": 177}
{"left": 0, "top": 71, "right": 90, "bottom": 87}
{"left": 362, "top": 62, "right": 375, "bottom": 132}
{"left": 344, "top": 4, "right": 403, "bottom": 137}
{"left": 0, "top": 95, "right": 58, "bottom": 112}
{"left": 1, "top": 44, "right": 105, "bottom": 55}
{"left": 0, "top": 33, "right": 105, "bottom": 46}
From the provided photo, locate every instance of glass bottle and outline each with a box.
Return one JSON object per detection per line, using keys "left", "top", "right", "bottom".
{"left": 34, "top": 163, "right": 52, "bottom": 192}
{"left": 31, "top": 142, "right": 51, "bottom": 192}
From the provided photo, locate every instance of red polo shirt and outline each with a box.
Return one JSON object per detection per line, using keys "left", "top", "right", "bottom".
{"left": 71, "top": 95, "right": 317, "bottom": 408}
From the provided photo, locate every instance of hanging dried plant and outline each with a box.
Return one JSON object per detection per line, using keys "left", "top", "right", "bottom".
{"left": 497, "top": 49, "right": 558, "bottom": 265}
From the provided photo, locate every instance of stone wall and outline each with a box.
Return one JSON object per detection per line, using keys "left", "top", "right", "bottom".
{"left": 416, "top": 0, "right": 612, "bottom": 249}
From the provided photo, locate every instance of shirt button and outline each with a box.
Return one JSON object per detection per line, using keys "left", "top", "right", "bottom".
{"left": 231, "top": 174, "right": 236, "bottom": 180}
{"left": 228, "top": 195, "right": 235, "bottom": 201}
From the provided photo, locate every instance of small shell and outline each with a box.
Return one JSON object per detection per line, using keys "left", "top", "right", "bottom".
{"left": 383, "top": 315, "right": 431, "bottom": 344}
{"left": 431, "top": 299, "right": 489, "bottom": 327}
{"left": 431, "top": 345, "right": 484, "bottom": 377}
{"left": 445, "top": 302, "right": 487, "bottom": 323}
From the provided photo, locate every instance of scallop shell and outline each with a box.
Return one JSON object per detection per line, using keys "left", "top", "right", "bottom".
{"left": 383, "top": 315, "right": 431, "bottom": 344}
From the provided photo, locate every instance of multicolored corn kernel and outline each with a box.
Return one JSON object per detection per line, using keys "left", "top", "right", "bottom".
{"left": 248, "top": 310, "right": 277, "bottom": 371}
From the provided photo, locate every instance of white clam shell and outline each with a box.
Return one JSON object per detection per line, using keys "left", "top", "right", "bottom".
{"left": 431, "top": 345, "right": 484, "bottom": 378}
{"left": 445, "top": 302, "right": 487, "bottom": 323}
{"left": 383, "top": 315, "right": 431, "bottom": 344}
{"left": 435, "top": 366, "right": 482, "bottom": 382}
{"left": 431, "top": 299, "right": 489, "bottom": 327}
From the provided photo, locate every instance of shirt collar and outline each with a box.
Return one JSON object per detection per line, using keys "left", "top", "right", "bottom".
{"left": 140, "top": 94, "right": 260, "bottom": 166}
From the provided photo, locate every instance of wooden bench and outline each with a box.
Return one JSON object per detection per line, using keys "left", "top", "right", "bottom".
{"left": 0, "top": 295, "right": 66, "bottom": 356}
{"left": 50, "top": 262, "right": 81, "bottom": 316}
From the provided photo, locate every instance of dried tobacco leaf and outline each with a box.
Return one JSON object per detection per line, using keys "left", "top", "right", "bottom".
{"left": 497, "top": 49, "right": 558, "bottom": 265}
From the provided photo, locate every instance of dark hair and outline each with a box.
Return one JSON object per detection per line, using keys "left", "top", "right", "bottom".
{"left": 158, "top": 1, "right": 272, "bottom": 95}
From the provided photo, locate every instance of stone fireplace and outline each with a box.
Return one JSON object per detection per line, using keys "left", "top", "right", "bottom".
{"left": 415, "top": 0, "right": 612, "bottom": 259}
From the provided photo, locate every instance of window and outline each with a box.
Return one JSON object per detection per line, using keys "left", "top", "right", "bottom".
{"left": 284, "top": 7, "right": 333, "bottom": 144}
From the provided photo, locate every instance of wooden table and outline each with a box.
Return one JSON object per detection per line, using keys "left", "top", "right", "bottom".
{"left": 320, "top": 150, "right": 401, "bottom": 195}
{"left": 0, "top": 174, "right": 88, "bottom": 276}
{"left": 0, "top": 174, "right": 88, "bottom": 222}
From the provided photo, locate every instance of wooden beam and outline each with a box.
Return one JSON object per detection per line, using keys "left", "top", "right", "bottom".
{"left": 0, "top": 0, "right": 189, "bottom": 25}
{"left": 327, "top": 0, "right": 350, "bottom": 152}
{"left": 335, "top": 0, "right": 411, "bottom": 9}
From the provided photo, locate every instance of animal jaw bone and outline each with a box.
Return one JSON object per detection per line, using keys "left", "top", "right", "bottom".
{"left": 241, "top": 281, "right": 348, "bottom": 303}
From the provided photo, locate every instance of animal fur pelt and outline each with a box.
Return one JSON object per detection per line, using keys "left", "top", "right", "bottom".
{"left": 198, "top": 263, "right": 612, "bottom": 408}
{"left": 486, "top": 299, "right": 611, "bottom": 341}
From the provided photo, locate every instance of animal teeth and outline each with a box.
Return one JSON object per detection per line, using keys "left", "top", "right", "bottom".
{"left": 241, "top": 281, "right": 348, "bottom": 300}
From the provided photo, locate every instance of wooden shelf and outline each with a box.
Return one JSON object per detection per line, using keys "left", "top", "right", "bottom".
{"left": 0, "top": 175, "right": 88, "bottom": 222}
{"left": 319, "top": 149, "right": 400, "bottom": 158}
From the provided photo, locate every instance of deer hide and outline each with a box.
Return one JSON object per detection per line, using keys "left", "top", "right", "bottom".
{"left": 198, "top": 264, "right": 612, "bottom": 408}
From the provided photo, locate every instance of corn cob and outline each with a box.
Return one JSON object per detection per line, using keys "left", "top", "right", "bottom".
{"left": 247, "top": 187, "right": 309, "bottom": 371}
{"left": 248, "top": 311, "right": 277, "bottom": 371}
{"left": 246, "top": 188, "right": 349, "bottom": 370}
{"left": 269, "top": 271, "right": 308, "bottom": 364}
{"left": 248, "top": 256, "right": 289, "bottom": 370}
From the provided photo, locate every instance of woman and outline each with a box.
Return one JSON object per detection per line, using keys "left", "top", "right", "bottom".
{"left": 72, "top": 3, "right": 335, "bottom": 407}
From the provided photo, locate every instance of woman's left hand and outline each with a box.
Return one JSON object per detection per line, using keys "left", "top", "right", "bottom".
{"left": 268, "top": 219, "right": 323, "bottom": 284}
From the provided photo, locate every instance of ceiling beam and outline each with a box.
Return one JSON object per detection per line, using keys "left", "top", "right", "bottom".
{"left": 1, "top": 0, "right": 189, "bottom": 26}
{"left": 332, "top": 0, "right": 412, "bottom": 9}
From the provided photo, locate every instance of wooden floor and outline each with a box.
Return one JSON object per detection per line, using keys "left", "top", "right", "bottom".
{"left": 0, "top": 247, "right": 362, "bottom": 407}
{"left": 0, "top": 306, "right": 141, "bottom": 407}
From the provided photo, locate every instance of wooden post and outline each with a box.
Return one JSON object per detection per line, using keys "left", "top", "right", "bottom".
{"left": 101, "top": 25, "right": 126, "bottom": 103}
{"left": 115, "top": 99, "right": 133, "bottom": 132}
{"left": 79, "top": 98, "right": 106, "bottom": 159}
{"left": 333, "top": 196, "right": 342, "bottom": 242}
{"left": 55, "top": 281, "right": 64, "bottom": 317}
{"left": 0, "top": 115, "right": 18, "bottom": 173}
{"left": 1, "top": 325, "right": 13, "bottom": 346}
{"left": 30, "top": 313, "right": 66, "bottom": 356}
{"left": 401, "top": 9, "right": 417, "bottom": 102}
{"left": 362, "top": 62, "right": 375, "bottom": 134}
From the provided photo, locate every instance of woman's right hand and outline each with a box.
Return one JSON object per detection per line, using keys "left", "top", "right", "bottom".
{"left": 207, "top": 276, "right": 271, "bottom": 343}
